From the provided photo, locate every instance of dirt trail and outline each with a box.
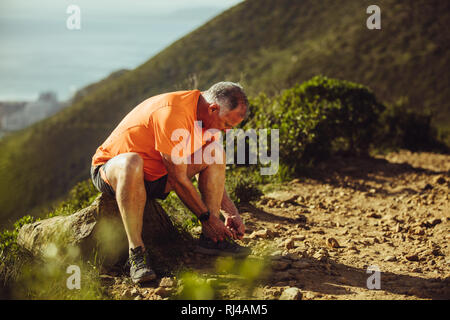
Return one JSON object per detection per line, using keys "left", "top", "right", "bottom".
{"left": 105, "top": 150, "right": 449, "bottom": 300}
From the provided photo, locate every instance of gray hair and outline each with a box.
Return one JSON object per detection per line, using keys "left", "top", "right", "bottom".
{"left": 203, "top": 81, "right": 249, "bottom": 118}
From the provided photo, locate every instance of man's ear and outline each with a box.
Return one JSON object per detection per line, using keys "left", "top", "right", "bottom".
{"left": 209, "top": 103, "right": 220, "bottom": 114}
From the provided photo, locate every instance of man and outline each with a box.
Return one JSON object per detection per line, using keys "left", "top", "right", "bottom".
{"left": 90, "top": 82, "right": 251, "bottom": 283}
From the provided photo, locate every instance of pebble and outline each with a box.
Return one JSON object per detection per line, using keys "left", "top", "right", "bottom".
{"left": 284, "top": 238, "right": 296, "bottom": 250}
{"left": 384, "top": 255, "right": 397, "bottom": 262}
{"left": 279, "top": 287, "right": 302, "bottom": 300}
{"left": 121, "top": 289, "right": 132, "bottom": 299}
{"left": 249, "top": 229, "right": 273, "bottom": 239}
{"left": 326, "top": 237, "right": 340, "bottom": 248}
{"left": 434, "top": 176, "right": 446, "bottom": 185}
{"left": 271, "top": 260, "right": 291, "bottom": 271}
{"left": 130, "top": 288, "right": 139, "bottom": 296}
{"left": 155, "top": 286, "right": 171, "bottom": 298}
{"left": 405, "top": 254, "right": 420, "bottom": 262}
{"left": 159, "top": 277, "right": 175, "bottom": 288}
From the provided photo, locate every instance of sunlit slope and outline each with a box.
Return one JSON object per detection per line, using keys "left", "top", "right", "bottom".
{"left": 0, "top": 0, "right": 448, "bottom": 224}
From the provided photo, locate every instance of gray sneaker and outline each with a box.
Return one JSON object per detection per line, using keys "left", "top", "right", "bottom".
{"left": 195, "top": 234, "right": 251, "bottom": 258}
{"left": 128, "top": 246, "right": 157, "bottom": 284}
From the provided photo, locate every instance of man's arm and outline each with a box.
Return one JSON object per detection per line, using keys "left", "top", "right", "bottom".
{"left": 160, "top": 152, "right": 233, "bottom": 242}
{"left": 221, "top": 189, "right": 245, "bottom": 239}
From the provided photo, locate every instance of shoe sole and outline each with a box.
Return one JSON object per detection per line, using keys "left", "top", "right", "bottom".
{"left": 131, "top": 272, "right": 157, "bottom": 284}
{"left": 194, "top": 245, "right": 251, "bottom": 258}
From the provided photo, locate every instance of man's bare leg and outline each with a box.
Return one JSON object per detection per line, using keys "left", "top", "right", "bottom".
{"left": 102, "top": 152, "right": 146, "bottom": 250}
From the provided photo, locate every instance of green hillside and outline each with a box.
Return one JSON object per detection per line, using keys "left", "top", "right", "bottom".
{"left": 0, "top": 0, "right": 449, "bottom": 226}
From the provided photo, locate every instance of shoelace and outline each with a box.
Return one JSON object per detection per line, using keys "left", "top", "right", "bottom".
{"left": 129, "top": 252, "right": 148, "bottom": 269}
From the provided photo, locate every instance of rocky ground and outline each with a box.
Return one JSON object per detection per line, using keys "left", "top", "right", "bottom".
{"left": 102, "top": 150, "right": 450, "bottom": 300}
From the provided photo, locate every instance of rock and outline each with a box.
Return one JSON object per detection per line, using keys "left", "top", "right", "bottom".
{"left": 284, "top": 238, "right": 296, "bottom": 250}
{"left": 279, "top": 287, "right": 302, "bottom": 300}
{"left": 121, "top": 289, "right": 133, "bottom": 299}
{"left": 130, "top": 288, "right": 139, "bottom": 296}
{"left": 296, "top": 215, "right": 307, "bottom": 224}
{"left": 16, "top": 193, "right": 186, "bottom": 273}
{"left": 431, "top": 218, "right": 442, "bottom": 227}
{"left": 303, "top": 291, "right": 316, "bottom": 299}
{"left": 249, "top": 228, "right": 274, "bottom": 239}
{"left": 313, "top": 249, "right": 328, "bottom": 262}
{"left": 367, "top": 213, "right": 382, "bottom": 219}
{"left": 267, "top": 199, "right": 277, "bottom": 208}
{"left": 384, "top": 256, "right": 397, "bottom": 262}
{"left": 271, "top": 260, "right": 291, "bottom": 271}
{"left": 155, "top": 286, "right": 171, "bottom": 298}
{"left": 326, "top": 237, "right": 340, "bottom": 249}
{"left": 159, "top": 277, "right": 175, "bottom": 288}
{"left": 434, "top": 176, "right": 446, "bottom": 185}
{"left": 405, "top": 254, "right": 420, "bottom": 262}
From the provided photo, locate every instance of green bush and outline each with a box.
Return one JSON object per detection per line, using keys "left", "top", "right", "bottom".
{"left": 46, "top": 180, "right": 99, "bottom": 218}
{"left": 244, "top": 76, "right": 385, "bottom": 172}
{"left": 376, "top": 101, "right": 448, "bottom": 152}
{"left": 225, "top": 169, "right": 263, "bottom": 204}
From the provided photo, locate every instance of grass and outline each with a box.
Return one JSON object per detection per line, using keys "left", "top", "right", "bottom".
{"left": 0, "top": 0, "right": 449, "bottom": 226}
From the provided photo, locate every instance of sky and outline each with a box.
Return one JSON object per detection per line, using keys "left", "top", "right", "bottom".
{"left": 0, "top": 0, "right": 243, "bottom": 101}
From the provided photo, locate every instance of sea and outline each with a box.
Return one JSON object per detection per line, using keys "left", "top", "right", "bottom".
{"left": 0, "top": 0, "right": 241, "bottom": 102}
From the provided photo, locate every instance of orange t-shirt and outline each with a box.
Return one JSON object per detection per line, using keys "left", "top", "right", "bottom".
{"left": 92, "top": 90, "right": 214, "bottom": 181}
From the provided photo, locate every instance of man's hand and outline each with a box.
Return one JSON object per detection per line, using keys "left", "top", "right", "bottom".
{"left": 202, "top": 214, "right": 234, "bottom": 242}
{"left": 224, "top": 214, "right": 245, "bottom": 240}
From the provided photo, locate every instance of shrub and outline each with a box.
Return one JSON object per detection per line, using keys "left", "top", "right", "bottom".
{"left": 375, "top": 100, "right": 448, "bottom": 152}
{"left": 46, "top": 180, "right": 99, "bottom": 218}
{"left": 244, "top": 76, "right": 385, "bottom": 172}
{"left": 225, "top": 169, "right": 263, "bottom": 204}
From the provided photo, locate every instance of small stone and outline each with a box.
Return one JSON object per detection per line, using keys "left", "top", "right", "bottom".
{"left": 326, "top": 237, "right": 340, "bottom": 248}
{"left": 271, "top": 260, "right": 291, "bottom": 271}
{"left": 155, "top": 286, "right": 171, "bottom": 298}
{"left": 384, "top": 256, "right": 397, "bottom": 262}
{"left": 431, "top": 218, "right": 442, "bottom": 226}
{"left": 249, "top": 229, "right": 272, "bottom": 239}
{"left": 121, "top": 289, "right": 132, "bottom": 299}
{"left": 434, "top": 176, "right": 446, "bottom": 185}
{"left": 159, "top": 277, "right": 175, "bottom": 288}
{"left": 284, "top": 238, "right": 296, "bottom": 250}
{"left": 267, "top": 200, "right": 277, "bottom": 208}
{"left": 279, "top": 287, "right": 302, "bottom": 300}
{"left": 405, "top": 254, "right": 419, "bottom": 262}
{"left": 130, "top": 288, "right": 139, "bottom": 296}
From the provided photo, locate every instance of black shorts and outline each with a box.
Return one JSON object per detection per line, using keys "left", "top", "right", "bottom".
{"left": 90, "top": 163, "right": 170, "bottom": 200}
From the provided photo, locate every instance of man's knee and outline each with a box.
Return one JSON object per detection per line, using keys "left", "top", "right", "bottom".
{"left": 119, "top": 153, "right": 144, "bottom": 179}
{"left": 202, "top": 142, "right": 226, "bottom": 167}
